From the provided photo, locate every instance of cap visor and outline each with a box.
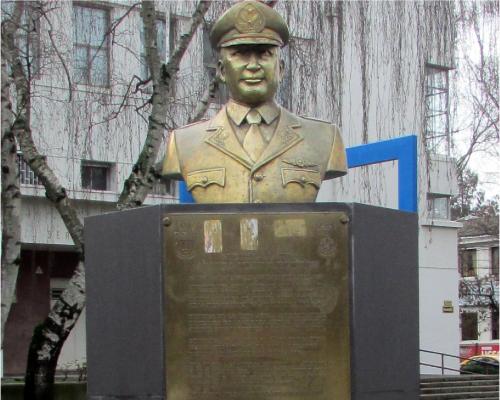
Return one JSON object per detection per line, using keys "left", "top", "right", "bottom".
{"left": 220, "top": 37, "right": 282, "bottom": 47}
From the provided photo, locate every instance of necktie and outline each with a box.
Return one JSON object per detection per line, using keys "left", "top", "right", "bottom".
{"left": 243, "top": 109, "right": 265, "bottom": 162}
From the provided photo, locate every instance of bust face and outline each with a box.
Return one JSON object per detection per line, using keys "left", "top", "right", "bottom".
{"left": 218, "top": 44, "right": 283, "bottom": 106}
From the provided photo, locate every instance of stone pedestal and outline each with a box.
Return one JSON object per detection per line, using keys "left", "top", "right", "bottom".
{"left": 85, "top": 203, "right": 419, "bottom": 400}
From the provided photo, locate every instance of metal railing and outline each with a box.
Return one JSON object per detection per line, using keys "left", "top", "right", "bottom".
{"left": 420, "top": 349, "right": 498, "bottom": 375}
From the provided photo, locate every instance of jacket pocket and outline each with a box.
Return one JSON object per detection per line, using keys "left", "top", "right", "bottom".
{"left": 281, "top": 168, "right": 321, "bottom": 189}
{"left": 186, "top": 168, "right": 225, "bottom": 191}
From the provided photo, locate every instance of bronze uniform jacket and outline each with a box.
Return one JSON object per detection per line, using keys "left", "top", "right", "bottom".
{"left": 162, "top": 106, "right": 347, "bottom": 203}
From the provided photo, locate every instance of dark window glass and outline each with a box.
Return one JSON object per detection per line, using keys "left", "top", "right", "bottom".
{"left": 492, "top": 310, "right": 499, "bottom": 340}
{"left": 461, "top": 312, "right": 478, "bottom": 341}
{"left": 491, "top": 247, "right": 499, "bottom": 279}
{"left": 461, "top": 249, "right": 477, "bottom": 277}
{"left": 82, "top": 164, "right": 109, "bottom": 190}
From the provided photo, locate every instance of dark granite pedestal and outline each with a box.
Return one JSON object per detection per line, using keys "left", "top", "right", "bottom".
{"left": 85, "top": 203, "right": 418, "bottom": 400}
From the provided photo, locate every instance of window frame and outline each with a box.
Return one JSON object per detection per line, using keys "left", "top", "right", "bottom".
{"left": 427, "top": 193, "right": 451, "bottom": 220}
{"left": 460, "top": 249, "right": 478, "bottom": 278}
{"left": 73, "top": 2, "right": 111, "bottom": 88}
{"left": 491, "top": 247, "right": 499, "bottom": 279}
{"left": 424, "top": 63, "right": 453, "bottom": 156}
{"left": 492, "top": 310, "right": 499, "bottom": 340}
{"left": 461, "top": 311, "right": 478, "bottom": 341}
{"left": 17, "top": 152, "right": 43, "bottom": 186}
{"left": 81, "top": 160, "right": 114, "bottom": 192}
{"left": 151, "top": 178, "right": 177, "bottom": 197}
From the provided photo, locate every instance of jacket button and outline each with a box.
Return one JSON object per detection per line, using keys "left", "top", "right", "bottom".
{"left": 201, "top": 176, "right": 208, "bottom": 183}
{"left": 301, "top": 176, "right": 307, "bottom": 183}
{"left": 253, "top": 174, "right": 264, "bottom": 182}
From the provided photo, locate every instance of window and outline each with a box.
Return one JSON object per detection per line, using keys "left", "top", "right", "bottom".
{"left": 1, "top": 1, "right": 41, "bottom": 77}
{"left": 461, "top": 249, "right": 477, "bottom": 277}
{"left": 73, "top": 5, "right": 110, "bottom": 86}
{"left": 461, "top": 312, "right": 478, "bottom": 340}
{"left": 427, "top": 194, "right": 450, "bottom": 220}
{"left": 81, "top": 161, "right": 112, "bottom": 191}
{"left": 17, "top": 153, "right": 42, "bottom": 185}
{"left": 151, "top": 178, "right": 176, "bottom": 196}
{"left": 425, "top": 64, "right": 452, "bottom": 155}
{"left": 139, "top": 18, "right": 166, "bottom": 80}
{"left": 202, "top": 21, "right": 228, "bottom": 105}
{"left": 491, "top": 247, "right": 499, "bottom": 279}
{"left": 492, "top": 311, "right": 499, "bottom": 340}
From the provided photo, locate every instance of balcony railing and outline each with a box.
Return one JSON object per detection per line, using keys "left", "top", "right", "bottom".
{"left": 17, "top": 154, "right": 41, "bottom": 186}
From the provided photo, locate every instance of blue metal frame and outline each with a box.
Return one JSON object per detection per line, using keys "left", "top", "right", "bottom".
{"left": 346, "top": 135, "right": 418, "bottom": 212}
{"left": 178, "top": 135, "right": 418, "bottom": 212}
{"left": 178, "top": 181, "right": 194, "bottom": 203}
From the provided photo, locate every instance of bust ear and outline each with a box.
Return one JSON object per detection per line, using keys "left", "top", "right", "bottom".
{"left": 279, "top": 59, "right": 285, "bottom": 82}
{"left": 217, "top": 59, "right": 226, "bottom": 83}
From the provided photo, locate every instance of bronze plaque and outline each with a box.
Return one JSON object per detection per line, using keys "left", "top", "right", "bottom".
{"left": 164, "top": 211, "right": 350, "bottom": 400}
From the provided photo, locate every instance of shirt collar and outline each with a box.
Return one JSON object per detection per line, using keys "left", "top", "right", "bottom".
{"left": 226, "top": 99, "right": 280, "bottom": 126}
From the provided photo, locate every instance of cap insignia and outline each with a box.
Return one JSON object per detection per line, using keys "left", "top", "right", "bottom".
{"left": 235, "top": 4, "right": 265, "bottom": 33}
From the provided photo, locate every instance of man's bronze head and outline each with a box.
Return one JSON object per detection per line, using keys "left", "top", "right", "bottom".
{"left": 218, "top": 44, "right": 284, "bottom": 106}
{"left": 210, "top": 0, "right": 289, "bottom": 106}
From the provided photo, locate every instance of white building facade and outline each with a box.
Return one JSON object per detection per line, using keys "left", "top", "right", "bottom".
{"left": 459, "top": 230, "right": 499, "bottom": 359}
{"left": 3, "top": 0, "right": 459, "bottom": 375}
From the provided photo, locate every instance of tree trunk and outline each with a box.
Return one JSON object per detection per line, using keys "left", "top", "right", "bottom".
{"left": 24, "top": 262, "right": 85, "bottom": 400}
{"left": 117, "top": 0, "right": 211, "bottom": 210}
{"left": 1, "top": 1, "right": 214, "bottom": 398}
{"left": 1, "top": 49, "right": 21, "bottom": 346}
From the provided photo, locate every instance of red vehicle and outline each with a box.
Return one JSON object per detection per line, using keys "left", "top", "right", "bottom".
{"left": 460, "top": 342, "right": 499, "bottom": 360}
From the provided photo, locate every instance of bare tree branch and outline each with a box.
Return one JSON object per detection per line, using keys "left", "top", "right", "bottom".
{"left": 41, "top": 12, "right": 72, "bottom": 102}
{"left": 117, "top": 0, "right": 211, "bottom": 210}
{"left": 188, "top": 77, "right": 218, "bottom": 124}
{"left": 163, "top": 1, "right": 211, "bottom": 88}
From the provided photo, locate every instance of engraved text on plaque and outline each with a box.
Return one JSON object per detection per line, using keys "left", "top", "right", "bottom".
{"left": 164, "top": 212, "right": 350, "bottom": 399}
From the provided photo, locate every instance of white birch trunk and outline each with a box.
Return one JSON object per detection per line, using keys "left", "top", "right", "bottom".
{"left": 1, "top": 34, "right": 21, "bottom": 347}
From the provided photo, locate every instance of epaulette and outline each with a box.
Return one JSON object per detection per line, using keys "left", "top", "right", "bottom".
{"left": 300, "top": 115, "right": 332, "bottom": 124}
{"left": 175, "top": 119, "right": 209, "bottom": 130}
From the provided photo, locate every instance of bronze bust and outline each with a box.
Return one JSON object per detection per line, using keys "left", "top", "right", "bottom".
{"left": 162, "top": 0, "right": 347, "bottom": 203}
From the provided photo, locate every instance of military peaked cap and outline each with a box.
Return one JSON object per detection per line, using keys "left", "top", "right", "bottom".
{"left": 210, "top": 0, "right": 290, "bottom": 48}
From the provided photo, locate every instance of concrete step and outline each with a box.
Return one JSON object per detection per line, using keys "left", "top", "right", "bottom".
{"left": 420, "top": 375, "right": 499, "bottom": 399}
{"left": 421, "top": 375, "right": 498, "bottom": 383}
{"left": 421, "top": 385, "right": 499, "bottom": 394}
{"left": 421, "top": 380, "right": 499, "bottom": 389}
{"left": 420, "top": 391, "right": 499, "bottom": 399}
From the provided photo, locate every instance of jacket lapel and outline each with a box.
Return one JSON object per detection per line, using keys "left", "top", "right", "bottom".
{"left": 205, "top": 107, "right": 253, "bottom": 170}
{"left": 251, "top": 107, "right": 303, "bottom": 173}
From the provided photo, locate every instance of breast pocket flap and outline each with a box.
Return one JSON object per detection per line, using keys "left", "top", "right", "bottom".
{"left": 186, "top": 168, "right": 225, "bottom": 191}
{"left": 281, "top": 168, "right": 321, "bottom": 189}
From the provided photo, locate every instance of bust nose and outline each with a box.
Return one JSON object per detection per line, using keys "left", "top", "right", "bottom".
{"left": 246, "top": 53, "right": 261, "bottom": 71}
